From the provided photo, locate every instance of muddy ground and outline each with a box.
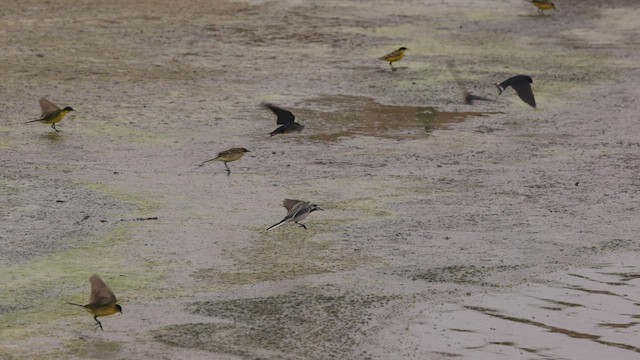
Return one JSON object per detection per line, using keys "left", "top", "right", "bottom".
{"left": 1, "top": 0, "right": 640, "bottom": 359}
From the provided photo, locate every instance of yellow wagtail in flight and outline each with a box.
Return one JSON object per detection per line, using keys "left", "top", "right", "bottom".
{"left": 26, "top": 97, "right": 74, "bottom": 132}
{"left": 68, "top": 274, "right": 122, "bottom": 331}
{"left": 199, "top": 147, "right": 250, "bottom": 175}
{"left": 530, "top": 0, "right": 555, "bottom": 14}
{"left": 379, "top": 47, "right": 407, "bottom": 69}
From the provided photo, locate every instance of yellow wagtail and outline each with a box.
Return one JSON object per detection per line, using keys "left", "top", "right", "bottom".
{"left": 68, "top": 274, "right": 122, "bottom": 331}
{"left": 199, "top": 147, "right": 250, "bottom": 175}
{"left": 379, "top": 47, "right": 407, "bottom": 69}
{"left": 26, "top": 97, "right": 74, "bottom": 132}
{"left": 530, "top": 0, "right": 555, "bottom": 14}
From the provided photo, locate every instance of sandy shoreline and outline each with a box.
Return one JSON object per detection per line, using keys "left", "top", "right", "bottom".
{"left": 2, "top": 0, "right": 640, "bottom": 359}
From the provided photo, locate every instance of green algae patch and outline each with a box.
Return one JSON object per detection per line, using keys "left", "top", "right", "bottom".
{"left": 195, "top": 176, "right": 410, "bottom": 288}
{"left": 0, "top": 224, "right": 157, "bottom": 342}
{"left": 196, "top": 231, "right": 368, "bottom": 286}
{"left": 62, "top": 338, "right": 123, "bottom": 359}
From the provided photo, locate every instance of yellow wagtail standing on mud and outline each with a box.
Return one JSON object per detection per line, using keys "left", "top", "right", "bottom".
{"left": 25, "top": 97, "right": 74, "bottom": 132}
{"left": 530, "top": 0, "right": 555, "bottom": 14}
{"left": 199, "top": 147, "right": 250, "bottom": 176}
{"left": 379, "top": 47, "right": 407, "bottom": 69}
{"left": 67, "top": 274, "right": 122, "bottom": 331}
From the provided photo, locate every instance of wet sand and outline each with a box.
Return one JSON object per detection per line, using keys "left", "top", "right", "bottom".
{"left": 1, "top": 0, "right": 640, "bottom": 359}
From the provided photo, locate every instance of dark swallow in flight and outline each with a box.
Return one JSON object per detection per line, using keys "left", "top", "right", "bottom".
{"left": 495, "top": 75, "right": 536, "bottom": 108}
{"left": 263, "top": 103, "right": 305, "bottom": 136}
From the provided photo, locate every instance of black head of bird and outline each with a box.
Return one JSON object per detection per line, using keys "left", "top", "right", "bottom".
{"left": 62, "top": 106, "right": 75, "bottom": 112}
{"left": 495, "top": 75, "right": 536, "bottom": 108}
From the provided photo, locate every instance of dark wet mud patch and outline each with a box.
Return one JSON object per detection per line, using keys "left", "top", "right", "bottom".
{"left": 299, "top": 95, "right": 497, "bottom": 141}
{"left": 600, "top": 272, "right": 640, "bottom": 282}
{"left": 399, "top": 264, "right": 526, "bottom": 286}
{"left": 535, "top": 298, "right": 584, "bottom": 310}
{"left": 574, "top": 238, "right": 636, "bottom": 256}
{"left": 154, "top": 288, "right": 399, "bottom": 359}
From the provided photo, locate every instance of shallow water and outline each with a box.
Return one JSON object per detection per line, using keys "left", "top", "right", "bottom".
{"left": 302, "top": 95, "right": 496, "bottom": 141}
{"left": 422, "top": 261, "right": 640, "bottom": 359}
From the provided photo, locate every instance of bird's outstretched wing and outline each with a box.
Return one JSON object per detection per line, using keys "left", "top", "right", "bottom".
{"left": 264, "top": 103, "right": 295, "bottom": 124}
{"left": 510, "top": 81, "right": 536, "bottom": 108}
{"left": 380, "top": 48, "right": 402, "bottom": 60}
{"left": 89, "top": 274, "right": 117, "bottom": 306}
{"left": 283, "top": 199, "right": 303, "bottom": 212}
{"left": 39, "top": 97, "right": 60, "bottom": 118}
{"left": 284, "top": 201, "right": 310, "bottom": 221}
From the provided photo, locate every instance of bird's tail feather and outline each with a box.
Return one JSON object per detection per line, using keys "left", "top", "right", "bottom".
{"left": 198, "top": 157, "right": 218, "bottom": 167}
{"left": 67, "top": 302, "right": 85, "bottom": 307}
{"left": 25, "top": 119, "right": 41, "bottom": 123}
{"left": 267, "top": 219, "right": 287, "bottom": 231}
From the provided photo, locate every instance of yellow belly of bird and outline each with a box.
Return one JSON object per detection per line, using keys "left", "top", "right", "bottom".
{"left": 43, "top": 110, "right": 71, "bottom": 124}
{"left": 384, "top": 54, "right": 404, "bottom": 63}
{"left": 217, "top": 153, "right": 244, "bottom": 162}
{"left": 533, "top": 2, "right": 554, "bottom": 10}
{"left": 85, "top": 304, "right": 119, "bottom": 317}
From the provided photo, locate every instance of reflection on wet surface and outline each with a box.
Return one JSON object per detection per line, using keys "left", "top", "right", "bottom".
{"left": 301, "top": 96, "right": 497, "bottom": 141}
{"left": 422, "top": 264, "right": 640, "bottom": 359}
{"left": 40, "top": 131, "right": 64, "bottom": 142}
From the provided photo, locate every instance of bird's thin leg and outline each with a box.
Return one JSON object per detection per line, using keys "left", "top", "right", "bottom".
{"left": 224, "top": 162, "right": 231, "bottom": 176}
{"left": 94, "top": 316, "right": 104, "bottom": 331}
{"left": 52, "top": 124, "right": 60, "bottom": 132}
{"left": 296, "top": 222, "right": 307, "bottom": 230}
